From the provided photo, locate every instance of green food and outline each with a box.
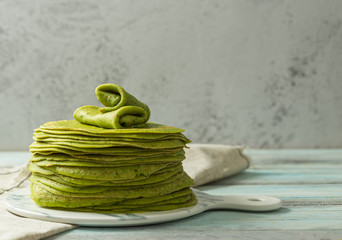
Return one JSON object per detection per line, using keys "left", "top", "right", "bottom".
{"left": 31, "top": 172, "right": 192, "bottom": 197}
{"left": 74, "top": 83, "right": 150, "bottom": 129}
{"left": 29, "top": 83, "right": 197, "bottom": 213}
{"left": 30, "top": 153, "right": 186, "bottom": 164}
{"left": 32, "top": 166, "right": 183, "bottom": 187}
{"left": 37, "top": 120, "right": 187, "bottom": 134}
{"left": 29, "top": 162, "right": 177, "bottom": 181}
{"left": 31, "top": 183, "right": 196, "bottom": 211}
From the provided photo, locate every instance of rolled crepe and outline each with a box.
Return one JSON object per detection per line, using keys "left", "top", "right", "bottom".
{"left": 74, "top": 84, "right": 150, "bottom": 129}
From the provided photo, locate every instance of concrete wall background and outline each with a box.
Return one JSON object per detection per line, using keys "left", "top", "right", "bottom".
{"left": 0, "top": 0, "right": 342, "bottom": 150}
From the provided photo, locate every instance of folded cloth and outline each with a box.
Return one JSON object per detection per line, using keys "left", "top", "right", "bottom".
{"left": 0, "top": 144, "right": 250, "bottom": 240}
{"left": 0, "top": 162, "right": 75, "bottom": 240}
{"left": 184, "top": 144, "right": 251, "bottom": 186}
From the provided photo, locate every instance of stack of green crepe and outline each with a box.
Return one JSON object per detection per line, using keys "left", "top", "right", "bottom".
{"left": 29, "top": 84, "right": 197, "bottom": 213}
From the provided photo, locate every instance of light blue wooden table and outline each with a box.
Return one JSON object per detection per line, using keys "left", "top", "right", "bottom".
{"left": 2, "top": 150, "right": 342, "bottom": 240}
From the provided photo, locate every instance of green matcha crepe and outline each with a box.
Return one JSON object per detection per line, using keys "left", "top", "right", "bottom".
{"left": 31, "top": 183, "right": 197, "bottom": 211}
{"left": 30, "top": 153, "right": 186, "bottom": 164}
{"left": 37, "top": 120, "right": 187, "bottom": 134}
{"left": 74, "top": 84, "right": 150, "bottom": 129}
{"left": 29, "top": 83, "right": 197, "bottom": 213}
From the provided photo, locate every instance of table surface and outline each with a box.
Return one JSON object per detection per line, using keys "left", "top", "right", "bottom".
{"left": 2, "top": 149, "right": 342, "bottom": 240}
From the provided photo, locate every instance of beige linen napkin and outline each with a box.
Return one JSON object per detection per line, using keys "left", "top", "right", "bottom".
{"left": 184, "top": 144, "right": 251, "bottom": 186}
{"left": 0, "top": 162, "right": 75, "bottom": 240}
{"left": 0, "top": 144, "right": 250, "bottom": 240}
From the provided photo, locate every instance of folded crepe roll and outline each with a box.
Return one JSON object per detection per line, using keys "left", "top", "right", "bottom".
{"left": 74, "top": 84, "right": 150, "bottom": 129}
{"left": 96, "top": 83, "right": 150, "bottom": 114}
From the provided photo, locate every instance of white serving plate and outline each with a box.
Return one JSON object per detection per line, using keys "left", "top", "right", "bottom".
{"left": 4, "top": 189, "right": 281, "bottom": 227}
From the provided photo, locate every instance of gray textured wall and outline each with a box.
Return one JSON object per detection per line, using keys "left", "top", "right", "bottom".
{"left": 1, "top": 0, "right": 342, "bottom": 150}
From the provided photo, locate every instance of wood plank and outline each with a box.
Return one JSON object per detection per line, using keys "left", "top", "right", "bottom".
{"left": 197, "top": 184, "right": 342, "bottom": 207}
{"left": 212, "top": 169, "right": 342, "bottom": 185}
{"left": 211, "top": 149, "right": 342, "bottom": 185}
{"left": 244, "top": 149, "right": 342, "bottom": 161}
{"left": 251, "top": 161, "right": 342, "bottom": 169}
{"left": 47, "top": 229, "right": 342, "bottom": 240}
{"left": 198, "top": 184, "right": 342, "bottom": 197}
